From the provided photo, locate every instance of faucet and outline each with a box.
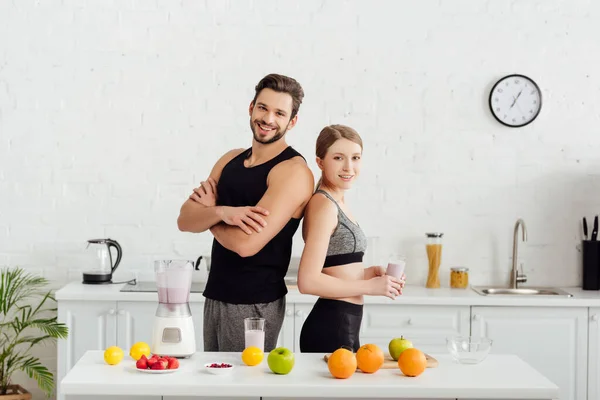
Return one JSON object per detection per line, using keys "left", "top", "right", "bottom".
{"left": 511, "top": 218, "right": 528, "bottom": 288}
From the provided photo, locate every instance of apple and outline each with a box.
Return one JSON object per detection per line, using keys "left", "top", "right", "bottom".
{"left": 388, "top": 336, "right": 413, "bottom": 361}
{"left": 267, "top": 347, "right": 295, "bottom": 375}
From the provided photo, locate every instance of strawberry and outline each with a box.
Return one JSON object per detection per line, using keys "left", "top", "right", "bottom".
{"left": 146, "top": 357, "right": 158, "bottom": 369}
{"left": 136, "top": 355, "right": 148, "bottom": 369}
{"left": 151, "top": 361, "right": 166, "bottom": 370}
{"left": 167, "top": 358, "right": 179, "bottom": 369}
{"left": 157, "top": 358, "right": 169, "bottom": 369}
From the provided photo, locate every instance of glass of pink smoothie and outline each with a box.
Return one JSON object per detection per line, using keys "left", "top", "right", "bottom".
{"left": 244, "top": 317, "right": 265, "bottom": 351}
{"left": 386, "top": 257, "right": 406, "bottom": 280}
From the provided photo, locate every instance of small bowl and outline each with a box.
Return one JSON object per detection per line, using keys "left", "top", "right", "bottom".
{"left": 446, "top": 336, "right": 493, "bottom": 364}
{"left": 204, "top": 362, "right": 234, "bottom": 375}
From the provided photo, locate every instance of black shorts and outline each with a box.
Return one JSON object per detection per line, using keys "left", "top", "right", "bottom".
{"left": 299, "top": 297, "right": 363, "bottom": 353}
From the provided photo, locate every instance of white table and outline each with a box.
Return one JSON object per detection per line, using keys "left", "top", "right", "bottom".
{"left": 61, "top": 351, "right": 559, "bottom": 399}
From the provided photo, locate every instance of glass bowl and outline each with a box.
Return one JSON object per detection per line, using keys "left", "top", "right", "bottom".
{"left": 446, "top": 336, "right": 493, "bottom": 364}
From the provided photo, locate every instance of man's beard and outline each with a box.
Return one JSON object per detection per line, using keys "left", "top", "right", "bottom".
{"left": 251, "top": 119, "right": 289, "bottom": 144}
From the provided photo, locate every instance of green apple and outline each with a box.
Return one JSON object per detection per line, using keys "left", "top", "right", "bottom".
{"left": 388, "top": 336, "right": 413, "bottom": 361}
{"left": 267, "top": 347, "right": 295, "bottom": 375}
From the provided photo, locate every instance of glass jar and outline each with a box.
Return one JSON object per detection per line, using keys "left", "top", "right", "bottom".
{"left": 425, "top": 233, "right": 443, "bottom": 288}
{"left": 450, "top": 267, "right": 469, "bottom": 289}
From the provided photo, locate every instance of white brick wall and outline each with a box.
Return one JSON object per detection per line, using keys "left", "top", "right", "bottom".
{"left": 3, "top": 0, "right": 600, "bottom": 288}
{"left": 1, "top": 1, "right": 600, "bottom": 395}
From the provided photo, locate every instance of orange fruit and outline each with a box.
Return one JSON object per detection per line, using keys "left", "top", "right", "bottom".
{"left": 398, "top": 348, "right": 427, "bottom": 377}
{"left": 356, "top": 343, "right": 384, "bottom": 373}
{"left": 241, "top": 346, "right": 264, "bottom": 366}
{"left": 327, "top": 348, "right": 357, "bottom": 379}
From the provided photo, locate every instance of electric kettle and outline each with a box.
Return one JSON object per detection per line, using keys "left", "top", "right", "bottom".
{"left": 82, "top": 238, "right": 123, "bottom": 284}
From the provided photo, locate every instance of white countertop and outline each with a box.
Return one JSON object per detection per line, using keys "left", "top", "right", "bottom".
{"left": 55, "top": 280, "right": 600, "bottom": 307}
{"left": 61, "top": 350, "right": 559, "bottom": 399}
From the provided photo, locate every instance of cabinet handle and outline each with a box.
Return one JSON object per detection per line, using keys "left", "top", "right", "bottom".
{"left": 407, "top": 318, "right": 412, "bottom": 325}
{"left": 296, "top": 310, "right": 304, "bottom": 317}
{"left": 286, "top": 309, "right": 293, "bottom": 317}
{"left": 472, "top": 314, "right": 480, "bottom": 321}
{"left": 108, "top": 309, "right": 115, "bottom": 315}
{"left": 592, "top": 315, "right": 599, "bottom": 322}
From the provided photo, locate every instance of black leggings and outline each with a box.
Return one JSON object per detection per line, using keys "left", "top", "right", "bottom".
{"left": 299, "top": 298, "right": 363, "bottom": 353}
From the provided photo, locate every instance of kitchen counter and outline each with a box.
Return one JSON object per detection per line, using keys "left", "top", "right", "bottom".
{"left": 55, "top": 280, "right": 600, "bottom": 307}
{"left": 61, "top": 350, "right": 559, "bottom": 399}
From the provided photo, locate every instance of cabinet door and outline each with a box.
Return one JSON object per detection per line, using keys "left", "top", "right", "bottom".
{"left": 589, "top": 307, "right": 600, "bottom": 400}
{"left": 471, "top": 306, "right": 587, "bottom": 400}
{"left": 276, "top": 305, "right": 295, "bottom": 350}
{"left": 360, "top": 305, "right": 470, "bottom": 354}
{"left": 116, "top": 301, "right": 158, "bottom": 350}
{"left": 189, "top": 303, "right": 205, "bottom": 351}
{"left": 57, "top": 300, "right": 118, "bottom": 400}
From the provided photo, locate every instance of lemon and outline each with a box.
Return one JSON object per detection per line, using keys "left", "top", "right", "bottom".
{"left": 104, "top": 346, "right": 124, "bottom": 365}
{"left": 242, "top": 346, "right": 264, "bottom": 366}
{"left": 129, "top": 341, "right": 151, "bottom": 361}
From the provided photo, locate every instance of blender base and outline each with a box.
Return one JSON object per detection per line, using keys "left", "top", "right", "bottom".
{"left": 151, "top": 315, "right": 196, "bottom": 358}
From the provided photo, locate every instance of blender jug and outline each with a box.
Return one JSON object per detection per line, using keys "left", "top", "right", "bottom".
{"left": 82, "top": 238, "right": 122, "bottom": 284}
{"left": 152, "top": 259, "right": 196, "bottom": 357}
{"left": 155, "top": 260, "right": 193, "bottom": 304}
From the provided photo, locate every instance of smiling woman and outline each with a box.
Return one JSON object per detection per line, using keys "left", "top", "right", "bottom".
{"left": 296, "top": 125, "right": 405, "bottom": 354}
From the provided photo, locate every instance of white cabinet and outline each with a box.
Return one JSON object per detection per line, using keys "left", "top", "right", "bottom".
{"left": 116, "top": 301, "right": 157, "bottom": 350}
{"left": 471, "top": 306, "right": 587, "bottom": 400}
{"left": 189, "top": 303, "right": 205, "bottom": 351}
{"left": 360, "top": 305, "right": 470, "bottom": 354}
{"left": 588, "top": 307, "right": 600, "bottom": 400}
{"left": 57, "top": 300, "right": 118, "bottom": 400}
{"left": 276, "top": 305, "right": 296, "bottom": 350}
{"left": 57, "top": 300, "right": 161, "bottom": 400}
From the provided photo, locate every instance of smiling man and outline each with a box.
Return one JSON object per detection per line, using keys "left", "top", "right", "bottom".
{"left": 177, "top": 73, "right": 314, "bottom": 352}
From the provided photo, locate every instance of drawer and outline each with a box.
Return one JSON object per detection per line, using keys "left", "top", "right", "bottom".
{"left": 359, "top": 305, "right": 470, "bottom": 353}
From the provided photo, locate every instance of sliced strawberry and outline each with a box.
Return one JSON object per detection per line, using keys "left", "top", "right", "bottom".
{"left": 167, "top": 358, "right": 179, "bottom": 369}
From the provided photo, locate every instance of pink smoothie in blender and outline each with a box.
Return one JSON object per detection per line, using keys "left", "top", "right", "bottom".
{"left": 152, "top": 259, "right": 196, "bottom": 357}
{"left": 155, "top": 260, "right": 193, "bottom": 304}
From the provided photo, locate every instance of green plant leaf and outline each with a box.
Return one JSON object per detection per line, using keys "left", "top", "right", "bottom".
{"left": 0, "top": 267, "right": 69, "bottom": 398}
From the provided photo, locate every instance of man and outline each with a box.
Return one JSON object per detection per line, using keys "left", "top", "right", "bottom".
{"left": 177, "top": 73, "right": 314, "bottom": 352}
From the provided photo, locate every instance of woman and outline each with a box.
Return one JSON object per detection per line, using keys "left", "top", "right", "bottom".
{"left": 297, "top": 124, "right": 405, "bottom": 353}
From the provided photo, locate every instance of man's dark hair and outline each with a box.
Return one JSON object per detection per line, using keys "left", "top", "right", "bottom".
{"left": 253, "top": 73, "right": 304, "bottom": 119}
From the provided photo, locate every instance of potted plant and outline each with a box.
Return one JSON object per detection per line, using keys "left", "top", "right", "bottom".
{"left": 0, "top": 267, "right": 68, "bottom": 399}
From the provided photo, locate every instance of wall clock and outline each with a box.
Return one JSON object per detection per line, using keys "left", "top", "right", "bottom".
{"left": 489, "top": 74, "right": 542, "bottom": 127}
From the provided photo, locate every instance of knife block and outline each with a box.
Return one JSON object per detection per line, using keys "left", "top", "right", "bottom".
{"left": 583, "top": 240, "right": 600, "bottom": 290}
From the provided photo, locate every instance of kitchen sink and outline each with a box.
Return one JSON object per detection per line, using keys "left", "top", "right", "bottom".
{"left": 472, "top": 286, "right": 573, "bottom": 297}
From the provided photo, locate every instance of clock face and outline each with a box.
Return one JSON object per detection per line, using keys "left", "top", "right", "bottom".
{"left": 489, "top": 74, "right": 542, "bottom": 127}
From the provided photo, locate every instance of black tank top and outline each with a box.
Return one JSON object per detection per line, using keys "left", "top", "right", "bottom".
{"left": 203, "top": 146, "right": 304, "bottom": 304}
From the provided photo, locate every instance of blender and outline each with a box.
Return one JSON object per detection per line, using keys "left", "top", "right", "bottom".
{"left": 151, "top": 260, "right": 196, "bottom": 358}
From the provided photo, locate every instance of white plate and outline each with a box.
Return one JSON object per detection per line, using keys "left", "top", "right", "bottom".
{"left": 130, "top": 365, "right": 178, "bottom": 374}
